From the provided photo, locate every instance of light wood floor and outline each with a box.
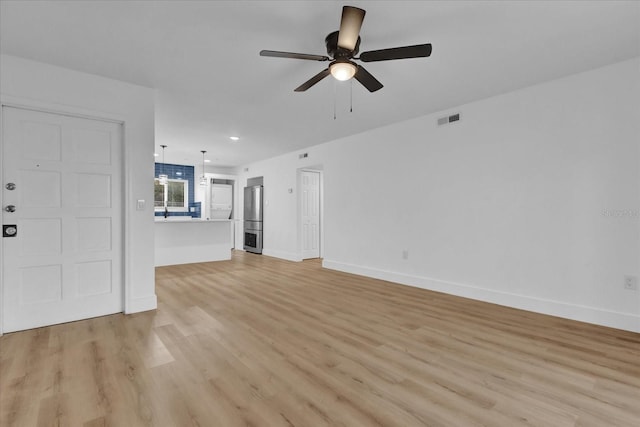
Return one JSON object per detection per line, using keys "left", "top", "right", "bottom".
{"left": 1, "top": 251, "right": 639, "bottom": 426}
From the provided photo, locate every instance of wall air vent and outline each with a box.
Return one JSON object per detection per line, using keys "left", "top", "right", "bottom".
{"left": 437, "top": 113, "right": 461, "bottom": 126}
{"left": 299, "top": 152, "right": 309, "bottom": 159}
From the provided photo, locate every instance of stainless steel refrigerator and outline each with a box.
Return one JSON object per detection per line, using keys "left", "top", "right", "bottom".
{"left": 243, "top": 185, "right": 263, "bottom": 254}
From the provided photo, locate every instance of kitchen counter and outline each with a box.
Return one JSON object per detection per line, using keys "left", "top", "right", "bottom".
{"left": 154, "top": 218, "right": 232, "bottom": 266}
{"left": 155, "top": 217, "right": 231, "bottom": 223}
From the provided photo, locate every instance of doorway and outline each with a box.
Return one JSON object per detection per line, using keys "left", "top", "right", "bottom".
{"left": 299, "top": 169, "right": 322, "bottom": 259}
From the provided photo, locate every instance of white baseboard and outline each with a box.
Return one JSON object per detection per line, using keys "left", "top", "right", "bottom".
{"left": 262, "top": 248, "right": 303, "bottom": 262}
{"left": 322, "top": 259, "right": 640, "bottom": 333}
{"left": 126, "top": 295, "right": 158, "bottom": 314}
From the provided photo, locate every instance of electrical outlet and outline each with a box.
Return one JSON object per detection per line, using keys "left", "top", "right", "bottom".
{"left": 402, "top": 250, "right": 409, "bottom": 260}
{"left": 624, "top": 275, "right": 638, "bottom": 291}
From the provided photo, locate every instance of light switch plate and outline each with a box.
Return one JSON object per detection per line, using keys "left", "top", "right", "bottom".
{"left": 136, "top": 199, "right": 145, "bottom": 210}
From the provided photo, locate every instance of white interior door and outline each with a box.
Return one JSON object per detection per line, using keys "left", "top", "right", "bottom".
{"left": 2, "top": 106, "right": 123, "bottom": 333}
{"left": 301, "top": 170, "right": 320, "bottom": 259}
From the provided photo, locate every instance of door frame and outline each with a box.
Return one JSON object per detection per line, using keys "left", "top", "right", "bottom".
{"left": 297, "top": 167, "right": 324, "bottom": 260}
{"left": 0, "top": 95, "right": 131, "bottom": 335}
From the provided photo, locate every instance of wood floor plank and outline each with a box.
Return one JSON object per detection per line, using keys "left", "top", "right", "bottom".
{"left": 1, "top": 251, "right": 639, "bottom": 426}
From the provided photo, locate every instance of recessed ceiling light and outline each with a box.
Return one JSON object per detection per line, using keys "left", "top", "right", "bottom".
{"left": 204, "top": 159, "right": 211, "bottom": 163}
{"left": 229, "top": 136, "right": 240, "bottom": 141}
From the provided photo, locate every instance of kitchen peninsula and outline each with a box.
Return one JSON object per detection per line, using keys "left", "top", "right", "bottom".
{"left": 154, "top": 218, "right": 232, "bottom": 266}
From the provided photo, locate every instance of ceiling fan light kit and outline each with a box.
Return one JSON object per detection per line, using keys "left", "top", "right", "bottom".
{"left": 260, "top": 5, "right": 432, "bottom": 92}
{"left": 330, "top": 61, "right": 357, "bottom": 81}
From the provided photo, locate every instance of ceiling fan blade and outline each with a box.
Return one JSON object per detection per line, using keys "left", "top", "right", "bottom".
{"left": 294, "top": 68, "right": 331, "bottom": 92}
{"left": 359, "top": 44, "right": 432, "bottom": 62}
{"left": 260, "top": 50, "right": 329, "bottom": 61}
{"left": 354, "top": 65, "right": 383, "bottom": 92}
{"left": 337, "top": 6, "right": 365, "bottom": 51}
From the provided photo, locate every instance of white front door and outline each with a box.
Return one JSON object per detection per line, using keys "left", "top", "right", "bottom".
{"left": 301, "top": 170, "right": 320, "bottom": 259}
{"left": 2, "top": 106, "right": 123, "bottom": 333}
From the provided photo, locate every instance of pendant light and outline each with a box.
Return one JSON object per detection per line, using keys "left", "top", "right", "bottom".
{"left": 158, "top": 145, "right": 168, "bottom": 185}
{"left": 200, "top": 150, "right": 207, "bottom": 186}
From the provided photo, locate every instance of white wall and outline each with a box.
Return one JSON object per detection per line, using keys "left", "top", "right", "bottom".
{"left": 0, "top": 54, "right": 157, "bottom": 319}
{"left": 239, "top": 158, "right": 301, "bottom": 261}
{"left": 240, "top": 58, "right": 640, "bottom": 332}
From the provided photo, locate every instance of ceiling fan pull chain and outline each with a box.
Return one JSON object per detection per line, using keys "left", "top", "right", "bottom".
{"left": 334, "top": 80, "right": 337, "bottom": 120}
{"left": 350, "top": 79, "right": 353, "bottom": 113}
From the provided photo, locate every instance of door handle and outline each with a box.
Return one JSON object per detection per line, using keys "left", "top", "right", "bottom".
{"left": 5, "top": 205, "right": 16, "bottom": 213}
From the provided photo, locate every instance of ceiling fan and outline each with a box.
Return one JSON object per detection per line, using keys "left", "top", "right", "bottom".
{"left": 260, "top": 6, "right": 432, "bottom": 93}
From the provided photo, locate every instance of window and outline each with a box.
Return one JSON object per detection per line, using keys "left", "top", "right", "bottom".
{"left": 154, "top": 178, "right": 189, "bottom": 212}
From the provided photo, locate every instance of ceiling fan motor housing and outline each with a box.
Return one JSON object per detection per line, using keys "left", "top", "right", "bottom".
{"left": 325, "top": 31, "right": 360, "bottom": 59}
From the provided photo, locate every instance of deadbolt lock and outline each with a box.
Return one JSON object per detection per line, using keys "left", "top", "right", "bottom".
{"left": 5, "top": 183, "right": 16, "bottom": 191}
{"left": 3, "top": 225, "right": 17, "bottom": 237}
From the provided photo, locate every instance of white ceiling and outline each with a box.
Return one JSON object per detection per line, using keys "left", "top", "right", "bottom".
{"left": 1, "top": 1, "right": 639, "bottom": 167}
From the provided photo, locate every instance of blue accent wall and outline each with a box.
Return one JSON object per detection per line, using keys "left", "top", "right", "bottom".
{"left": 155, "top": 163, "right": 199, "bottom": 218}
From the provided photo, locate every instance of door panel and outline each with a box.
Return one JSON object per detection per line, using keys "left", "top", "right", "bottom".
{"left": 71, "top": 128, "right": 112, "bottom": 164}
{"left": 20, "top": 170, "right": 61, "bottom": 207}
{"left": 2, "top": 106, "right": 123, "bottom": 333}
{"left": 76, "top": 173, "right": 111, "bottom": 207}
{"left": 76, "top": 217, "right": 112, "bottom": 252}
{"left": 21, "top": 120, "right": 61, "bottom": 161}
{"left": 76, "top": 260, "right": 112, "bottom": 296}
{"left": 243, "top": 186, "right": 262, "bottom": 222}
{"left": 20, "top": 218, "right": 62, "bottom": 255}
{"left": 20, "top": 265, "right": 62, "bottom": 304}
